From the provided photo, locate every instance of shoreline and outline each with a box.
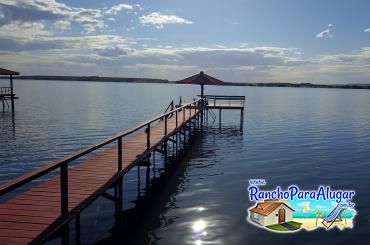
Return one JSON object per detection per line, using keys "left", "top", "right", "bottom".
{"left": 2, "top": 75, "right": 370, "bottom": 90}
{"left": 294, "top": 218, "right": 354, "bottom": 230}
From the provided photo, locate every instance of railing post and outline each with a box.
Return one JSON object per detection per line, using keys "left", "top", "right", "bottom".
{"left": 183, "top": 107, "right": 185, "bottom": 122}
{"left": 60, "top": 163, "right": 68, "bottom": 216}
{"left": 201, "top": 99, "right": 204, "bottom": 130}
{"left": 175, "top": 110, "right": 178, "bottom": 128}
{"left": 165, "top": 116, "right": 168, "bottom": 136}
{"left": 240, "top": 108, "right": 244, "bottom": 131}
{"left": 118, "top": 137, "right": 122, "bottom": 171}
{"left": 147, "top": 123, "right": 151, "bottom": 150}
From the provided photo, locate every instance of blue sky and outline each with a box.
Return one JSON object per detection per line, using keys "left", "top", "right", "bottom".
{"left": 1, "top": 0, "right": 370, "bottom": 84}
{"left": 290, "top": 198, "right": 356, "bottom": 218}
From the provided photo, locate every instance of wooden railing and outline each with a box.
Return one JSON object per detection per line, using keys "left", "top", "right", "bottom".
{"left": 0, "top": 98, "right": 203, "bottom": 218}
{"left": 202, "top": 95, "right": 245, "bottom": 107}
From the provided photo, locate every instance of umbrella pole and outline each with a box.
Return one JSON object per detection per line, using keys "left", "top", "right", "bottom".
{"left": 201, "top": 84, "right": 204, "bottom": 98}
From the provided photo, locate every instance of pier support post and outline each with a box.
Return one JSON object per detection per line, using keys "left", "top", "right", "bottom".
{"left": 137, "top": 166, "right": 144, "bottom": 199}
{"left": 200, "top": 101, "right": 204, "bottom": 131}
{"left": 146, "top": 163, "right": 150, "bottom": 190}
{"left": 206, "top": 108, "right": 208, "bottom": 125}
{"left": 62, "top": 224, "right": 69, "bottom": 245}
{"left": 175, "top": 111, "right": 179, "bottom": 153}
{"left": 195, "top": 113, "right": 198, "bottom": 130}
{"left": 118, "top": 137, "right": 122, "bottom": 171}
{"left": 175, "top": 133, "right": 178, "bottom": 154}
{"left": 118, "top": 177, "right": 123, "bottom": 221}
{"left": 219, "top": 109, "right": 222, "bottom": 129}
{"left": 198, "top": 113, "right": 200, "bottom": 129}
{"left": 202, "top": 110, "right": 205, "bottom": 129}
{"left": 75, "top": 213, "right": 81, "bottom": 243}
{"left": 152, "top": 151, "right": 156, "bottom": 178}
{"left": 183, "top": 127, "right": 186, "bottom": 147}
{"left": 240, "top": 108, "right": 244, "bottom": 131}
{"left": 164, "top": 116, "right": 168, "bottom": 161}
{"left": 10, "top": 74, "right": 14, "bottom": 114}
{"left": 165, "top": 140, "right": 168, "bottom": 157}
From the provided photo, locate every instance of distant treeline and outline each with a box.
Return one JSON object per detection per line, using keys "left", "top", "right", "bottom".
{"left": 4, "top": 75, "right": 370, "bottom": 89}
{"left": 9, "top": 75, "right": 169, "bottom": 84}
{"left": 224, "top": 82, "right": 370, "bottom": 89}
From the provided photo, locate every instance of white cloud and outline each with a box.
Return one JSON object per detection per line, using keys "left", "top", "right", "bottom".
{"left": 139, "top": 12, "right": 193, "bottom": 28}
{"left": 316, "top": 29, "right": 334, "bottom": 38}
{"left": 105, "top": 3, "right": 133, "bottom": 15}
{"left": 126, "top": 26, "right": 136, "bottom": 31}
{"left": 54, "top": 20, "right": 71, "bottom": 31}
{"left": 96, "top": 46, "right": 132, "bottom": 57}
{"left": 2, "top": 44, "right": 370, "bottom": 84}
{"left": 240, "top": 42, "right": 248, "bottom": 48}
{"left": 1, "top": 7, "right": 370, "bottom": 87}
{"left": 135, "top": 4, "right": 143, "bottom": 11}
{"left": 0, "top": 25, "right": 129, "bottom": 52}
{"left": 316, "top": 24, "right": 334, "bottom": 38}
{"left": 0, "top": 1, "right": 143, "bottom": 34}
{"left": 0, "top": 0, "right": 105, "bottom": 34}
{"left": 364, "top": 28, "right": 370, "bottom": 33}
{"left": 0, "top": 21, "right": 51, "bottom": 40}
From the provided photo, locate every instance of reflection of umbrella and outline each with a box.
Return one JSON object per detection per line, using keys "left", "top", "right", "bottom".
{"left": 177, "top": 71, "right": 225, "bottom": 98}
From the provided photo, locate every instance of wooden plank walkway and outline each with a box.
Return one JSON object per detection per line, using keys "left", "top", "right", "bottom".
{"left": 0, "top": 101, "right": 203, "bottom": 244}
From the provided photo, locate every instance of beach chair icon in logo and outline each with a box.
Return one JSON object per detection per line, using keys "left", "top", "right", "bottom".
{"left": 322, "top": 205, "right": 345, "bottom": 229}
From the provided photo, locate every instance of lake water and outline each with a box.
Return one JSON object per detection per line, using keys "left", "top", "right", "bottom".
{"left": 1, "top": 80, "right": 370, "bottom": 244}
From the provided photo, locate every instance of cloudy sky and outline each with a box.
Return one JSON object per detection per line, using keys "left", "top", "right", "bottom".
{"left": 1, "top": 0, "right": 370, "bottom": 84}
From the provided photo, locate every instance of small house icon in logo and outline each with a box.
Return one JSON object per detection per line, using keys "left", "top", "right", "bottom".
{"left": 249, "top": 199, "right": 295, "bottom": 227}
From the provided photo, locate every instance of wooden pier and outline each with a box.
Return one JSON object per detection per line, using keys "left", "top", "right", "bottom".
{"left": 0, "top": 95, "right": 245, "bottom": 244}
{"left": 204, "top": 95, "right": 245, "bottom": 131}
{"left": 0, "top": 68, "right": 19, "bottom": 113}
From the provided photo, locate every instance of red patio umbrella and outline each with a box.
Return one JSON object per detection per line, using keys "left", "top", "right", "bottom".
{"left": 177, "top": 71, "right": 225, "bottom": 98}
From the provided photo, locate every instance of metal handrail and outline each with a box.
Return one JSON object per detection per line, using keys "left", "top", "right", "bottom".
{"left": 0, "top": 87, "right": 11, "bottom": 95}
{"left": 201, "top": 95, "right": 245, "bottom": 100}
{"left": 0, "top": 98, "right": 203, "bottom": 198}
{"left": 163, "top": 100, "right": 174, "bottom": 114}
{"left": 160, "top": 100, "right": 174, "bottom": 121}
{"left": 201, "top": 95, "right": 245, "bottom": 107}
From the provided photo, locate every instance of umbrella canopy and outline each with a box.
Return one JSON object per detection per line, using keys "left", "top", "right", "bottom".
{"left": 177, "top": 71, "right": 225, "bottom": 97}
{"left": 0, "top": 68, "right": 19, "bottom": 76}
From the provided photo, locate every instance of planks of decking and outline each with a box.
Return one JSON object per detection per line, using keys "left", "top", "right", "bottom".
{"left": 0, "top": 108, "right": 198, "bottom": 245}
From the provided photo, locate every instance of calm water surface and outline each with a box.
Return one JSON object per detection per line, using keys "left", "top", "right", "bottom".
{"left": 0, "top": 80, "right": 370, "bottom": 244}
